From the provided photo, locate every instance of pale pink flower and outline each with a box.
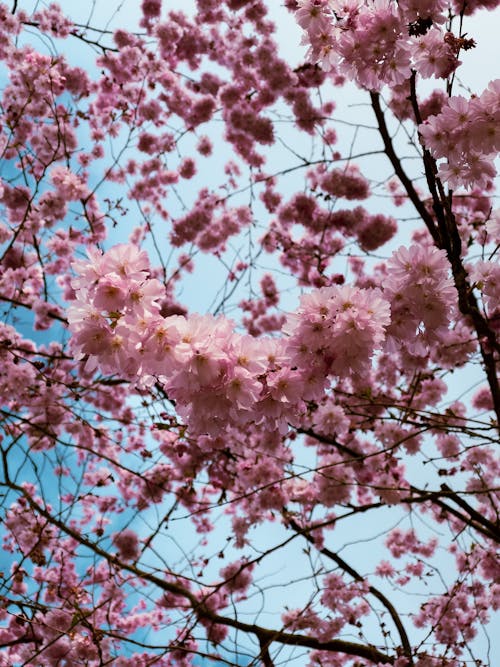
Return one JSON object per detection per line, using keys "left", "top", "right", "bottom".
{"left": 50, "top": 165, "right": 88, "bottom": 200}
{"left": 266, "top": 367, "right": 305, "bottom": 404}
{"left": 226, "top": 367, "right": 263, "bottom": 411}
{"left": 375, "top": 560, "right": 396, "bottom": 578}
{"left": 93, "top": 273, "right": 129, "bottom": 311}
{"left": 105, "top": 243, "right": 150, "bottom": 280}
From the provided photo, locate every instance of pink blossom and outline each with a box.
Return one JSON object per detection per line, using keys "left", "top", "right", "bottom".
{"left": 2, "top": 2, "right": 499, "bottom": 665}
{"left": 93, "top": 274, "right": 129, "bottom": 311}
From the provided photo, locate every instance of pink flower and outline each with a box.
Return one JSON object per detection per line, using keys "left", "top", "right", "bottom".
{"left": 411, "top": 28, "right": 459, "bottom": 79}
{"left": 375, "top": 560, "right": 396, "bottom": 578}
{"left": 104, "top": 244, "right": 150, "bottom": 280}
{"left": 219, "top": 559, "right": 254, "bottom": 593}
{"left": 142, "top": 0, "right": 161, "bottom": 18}
{"left": 266, "top": 367, "right": 304, "bottom": 404}
{"left": 226, "top": 367, "right": 263, "bottom": 410}
{"left": 296, "top": 0, "right": 331, "bottom": 33}
{"left": 93, "top": 273, "right": 129, "bottom": 311}
{"left": 113, "top": 529, "right": 141, "bottom": 560}
{"left": 50, "top": 166, "right": 88, "bottom": 200}
{"left": 70, "top": 316, "right": 113, "bottom": 357}
{"left": 312, "top": 402, "right": 349, "bottom": 437}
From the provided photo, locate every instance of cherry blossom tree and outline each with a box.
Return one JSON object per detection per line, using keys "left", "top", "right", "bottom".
{"left": 0, "top": 0, "right": 499, "bottom": 666}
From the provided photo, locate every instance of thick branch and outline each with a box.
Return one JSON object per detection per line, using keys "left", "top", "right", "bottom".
{"left": 405, "top": 74, "right": 500, "bottom": 425}
{"left": 406, "top": 486, "right": 500, "bottom": 543}
{"left": 302, "top": 428, "right": 500, "bottom": 543}
{"left": 371, "top": 84, "right": 499, "bottom": 426}
{"left": 4, "top": 482, "right": 394, "bottom": 665}
{"left": 258, "top": 636, "right": 276, "bottom": 667}
{"left": 369, "top": 91, "right": 440, "bottom": 245}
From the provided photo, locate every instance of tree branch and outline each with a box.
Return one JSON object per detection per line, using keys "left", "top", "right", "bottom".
{"left": 285, "top": 514, "right": 414, "bottom": 666}
{"left": 4, "top": 482, "right": 395, "bottom": 665}
{"left": 370, "top": 82, "right": 499, "bottom": 426}
{"left": 302, "top": 428, "right": 500, "bottom": 543}
{"left": 369, "top": 91, "right": 440, "bottom": 245}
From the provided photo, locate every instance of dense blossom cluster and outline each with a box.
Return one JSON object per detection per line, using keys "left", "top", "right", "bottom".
{"left": 68, "top": 245, "right": 393, "bottom": 434}
{"left": 0, "top": 0, "right": 499, "bottom": 666}
{"left": 420, "top": 80, "right": 500, "bottom": 188}
{"left": 68, "top": 241, "right": 464, "bottom": 438}
{"left": 283, "top": 284, "right": 390, "bottom": 380}
{"left": 296, "top": 0, "right": 464, "bottom": 86}
{"left": 383, "top": 243, "right": 456, "bottom": 355}
{"left": 297, "top": 1, "right": 500, "bottom": 189}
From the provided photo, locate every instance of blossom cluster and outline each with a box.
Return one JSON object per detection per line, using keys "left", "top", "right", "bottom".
{"left": 296, "top": 0, "right": 461, "bottom": 89}
{"left": 420, "top": 80, "right": 500, "bottom": 188}
{"left": 68, "top": 244, "right": 299, "bottom": 435}
{"left": 68, "top": 244, "right": 392, "bottom": 435}
{"left": 284, "top": 284, "right": 391, "bottom": 382}
{"left": 68, "top": 241, "right": 461, "bottom": 439}
{"left": 383, "top": 243, "right": 457, "bottom": 356}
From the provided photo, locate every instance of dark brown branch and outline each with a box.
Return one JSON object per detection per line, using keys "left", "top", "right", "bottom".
{"left": 302, "top": 428, "right": 500, "bottom": 543}
{"left": 297, "top": 427, "right": 361, "bottom": 459}
{"left": 4, "top": 482, "right": 395, "bottom": 666}
{"left": 369, "top": 91, "right": 440, "bottom": 245}
{"left": 285, "top": 515, "right": 414, "bottom": 666}
{"left": 371, "top": 81, "right": 499, "bottom": 425}
{"left": 258, "top": 636, "right": 276, "bottom": 667}
{"left": 0, "top": 636, "right": 36, "bottom": 648}
{"left": 407, "top": 487, "right": 500, "bottom": 543}
{"left": 406, "top": 74, "right": 500, "bottom": 425}
{"left": 20, "top": 20, "right": 119, "bottom": 53}
{"left": 0, "top": 293, "right": 68, "bottom": 324}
